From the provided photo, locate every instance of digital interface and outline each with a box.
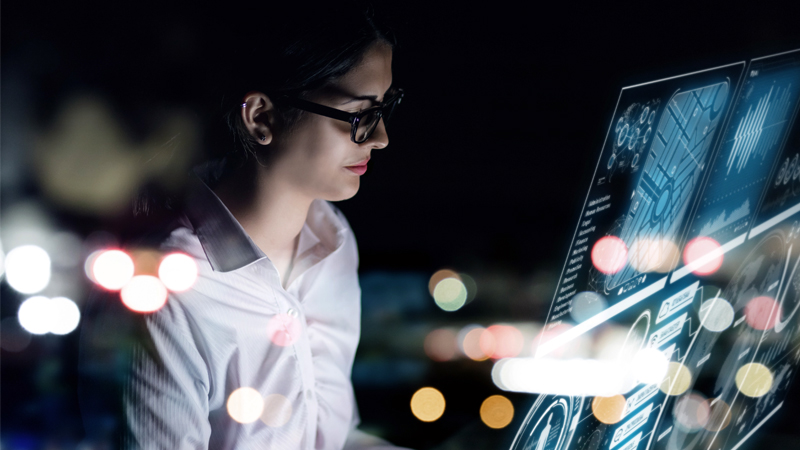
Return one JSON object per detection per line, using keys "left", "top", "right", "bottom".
{"left": 675, "top": 51, "right": 800, "bottom": 280}
{"left": 537, "top": 62, "right": 744, "bottom": 355}
{"left": 513, "top": 49, "right": 800, "bottom": 450}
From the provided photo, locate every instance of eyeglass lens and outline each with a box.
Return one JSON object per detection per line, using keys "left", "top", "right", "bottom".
{"left": 354, "top": 92, "right": 401, "bottom": 143}
{"left": 355, "top": 110, "right": 381, "bottom": 143}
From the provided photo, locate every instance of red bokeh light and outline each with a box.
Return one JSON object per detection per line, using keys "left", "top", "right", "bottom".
{"left": 591, "top": 236, "right": 628, "bottom": 274}
{"left": 745, "top": 296, "right": 782, "bottom": 331}
{"left": 424, "top": 328, "right": 458, "bottom": 362}
{"left": 267, "top": 314, "right": 302, "bottom": 347}
{"left": 683, "top": 237, "right": 723, "bottom": 276}
{"left": 480, "top": 325, "right": 523, "bottom": 360}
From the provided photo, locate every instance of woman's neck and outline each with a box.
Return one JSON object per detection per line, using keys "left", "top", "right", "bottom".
{"left": 213, "top": 161, "right": 311, "bottom": 282}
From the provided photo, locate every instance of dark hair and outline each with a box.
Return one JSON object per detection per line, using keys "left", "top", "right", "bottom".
{"left": 130, "top": 2, "right": 396, "bottom": 218}
{"left": 211, "top": 2, "right": 396, "bottom": 173}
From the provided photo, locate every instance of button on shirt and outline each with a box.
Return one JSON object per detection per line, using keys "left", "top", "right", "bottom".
{"left": 80, "top": 178, "right": 409, "bottom": 450}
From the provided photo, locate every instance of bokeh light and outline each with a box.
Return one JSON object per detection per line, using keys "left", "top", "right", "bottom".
{"left": 460, "top": 272, "right": 478, "bottom": 303}
{"left": 48, "top": 297, "right": 81, "bottom": 335}
{"left": 673, "top": 392, "right": 709, "bottom": 431}
{"left": 17, "top": 296, "right": 52, "bottom": 335}
{"left": 424, "top": 328, "right": 458, "bottom": 362}
{"left": 410, "top": 387, "right": 446, "bottom": 422}
{"left": 660, "top": 362, "right": 692, "bottom": 396}
{"left": 700, "top": 297, "right": 735, "bottom": 332}
{"left": 459, "top": 325, "right": 489, "bottom": 361}
{"left": 260, "top": 393, "right": 292, "bottom": 427}
{"left": 480, "top": 325, "right": 523, "bottom": 360}
{"left": 496, "top": 358, "right": 630, "bottom": 396}
{"left": 480, "top": 395, "right": 514, "bottom": 429}
{"left": 570, "top": 291, "right": 608, "bottom": 323}
{"left": 629, "top": 238, "right": 680, "bottom": 273}
{"left": 683, "top": 237, "right": 723, "bottom": 276}
{"left": 0, "top": 317, "right": 32, "bottom": 352}
{"left": 433, "top": 277, "right": 468, "bottom": 311}
{"left": 735, "top": 363, "right": 773, "bottom": 397}
{"left": 92, "top": 250, "right": 135, "bottom": 290}
{"left": 266, "top": 314, "right": 302, "bottom": 347}
{"left": 701, "top": 398, "right": 732, "bottom": 431}
{"left": 120, "top": 275, "right": 168, "bottom": 313}
{"left": 631, "top": 347, "right": 669, "bottom": 385}
{"left": 744, "top": 296, "right": 781, "bottom": 331}
{"left": 428, "top": 269, "right": 461, "bottom": 295}
{"left": 83, "top": 250, "right": 103, "bottom": 283}
{"left": 591, "top": 395, "right": 627, "bottom": 424}
{"left": 5, "top": 245, "right": 51, "bottom": 294}
{"left": 491, "top": 358, "right": 512, "bottom": 390}
{"left": 16, "top": 296, "right": 80, "bottom": 335}
{"left": 227, "top": 387, "right": 264, "bottom": 423}
{"left": 591, "top": 236, "right": 628, "bottom": 274}
{"left": 159, "top": 253, "right": 198, "bottom": 291}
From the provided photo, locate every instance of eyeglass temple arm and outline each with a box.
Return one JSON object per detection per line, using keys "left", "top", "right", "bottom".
{"left": 281, "top": 97, "right": 356, "bottom": 124}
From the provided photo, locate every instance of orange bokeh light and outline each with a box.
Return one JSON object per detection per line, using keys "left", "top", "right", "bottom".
{"left": 461, "top": 326, "right": 490, "bottom": 361}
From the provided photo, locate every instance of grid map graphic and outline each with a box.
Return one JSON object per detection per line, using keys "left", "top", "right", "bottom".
{"left": 606, "top": 82, "right": 730, "bottom": 292}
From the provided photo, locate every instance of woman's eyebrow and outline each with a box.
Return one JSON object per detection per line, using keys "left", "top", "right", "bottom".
{"left": 339, "top": 95, "right": 378, "bottom": 105}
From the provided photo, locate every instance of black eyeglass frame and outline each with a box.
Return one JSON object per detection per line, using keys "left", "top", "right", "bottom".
{"left": 280, "top": 89, "right": 404, "bottom": 143}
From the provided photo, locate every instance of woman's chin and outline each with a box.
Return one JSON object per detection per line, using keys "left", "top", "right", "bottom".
{"left": 325, "top": 182, "right": 360, "bottom": 202}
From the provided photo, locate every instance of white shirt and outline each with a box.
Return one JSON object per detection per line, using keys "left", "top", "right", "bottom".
{"left": 79, "top": 177, "right": 410, "bottom": 450}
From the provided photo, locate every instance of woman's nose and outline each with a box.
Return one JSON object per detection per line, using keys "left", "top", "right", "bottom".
{"left": 366, "top": 118, "right": 389, "bottom": 149}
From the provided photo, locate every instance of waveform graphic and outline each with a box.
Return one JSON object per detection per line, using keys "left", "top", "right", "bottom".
{"left": 699, "top": 199, "right": 751, "bottom": 236}
{"left": 726, "top": 84, "right": 794, "bottom": 175}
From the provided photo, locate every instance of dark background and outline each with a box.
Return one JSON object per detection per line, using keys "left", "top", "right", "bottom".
{"left": 3, "top": 1, "right": 800, "bottom": 449}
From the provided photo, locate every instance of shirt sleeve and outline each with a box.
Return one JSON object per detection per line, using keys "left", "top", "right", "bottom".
{"left": 122, "top": 294, "right": 212, "bottom": 449}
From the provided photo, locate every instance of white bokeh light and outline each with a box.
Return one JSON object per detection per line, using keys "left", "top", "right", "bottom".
{"left": 433, "top": 278, "right": 467, "bottom": 311}
{"left": 227, "top": 387, "right": 264, "bottom": 424}
{"left": 158, "top": 253, "right": 198, "bottom": 292}
{"left": 49, "top": 297, "right": 81, "bottom": 335}
{"left": 92, "top": 250, "right": 134, "bottom": 290}
{"left": 6, "top": 245, "right": 52, "bottom": 294}
{"left": 120, "top": 275, "right": 168, "bottom": 313}
{"left": 495, "top": 358, "right": 632, "bottom": 397}
{"left": 17, "top": 296, "right": 81, "bottom": 335}
{"left": 18, "top": 296, "right": 54, "bottom": 335}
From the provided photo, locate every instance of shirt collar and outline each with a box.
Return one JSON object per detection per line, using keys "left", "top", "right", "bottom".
{"left": 183, "top": 173, "right": 347, "bottom": 273}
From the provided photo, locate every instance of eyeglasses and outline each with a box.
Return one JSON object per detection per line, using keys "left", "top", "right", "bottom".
{"left": 281, "top": 88, "right": 403, "bottom": 143}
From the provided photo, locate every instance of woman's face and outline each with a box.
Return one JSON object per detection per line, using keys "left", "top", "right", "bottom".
{"left": 268, "top": 42, "right": 394, "bottom": 202}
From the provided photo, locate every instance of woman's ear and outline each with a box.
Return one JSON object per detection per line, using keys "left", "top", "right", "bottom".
{"left": 240, "top": 92, "right": 277, "bottom": 145}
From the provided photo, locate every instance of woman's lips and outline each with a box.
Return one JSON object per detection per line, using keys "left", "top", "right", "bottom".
{"left": 345, "top": 159, "right": 369, "bottom": 175}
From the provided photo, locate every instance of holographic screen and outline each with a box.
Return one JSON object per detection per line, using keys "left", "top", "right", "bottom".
{"left": 508, "top": 49, "right": 800, "bottom": 450}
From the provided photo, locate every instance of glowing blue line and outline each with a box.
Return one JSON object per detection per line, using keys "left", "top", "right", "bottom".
{"left": 750, "top": 200, "right": 800, "bottom": 238}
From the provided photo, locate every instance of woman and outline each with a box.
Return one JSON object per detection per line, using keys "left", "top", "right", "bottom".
{"left": 79, "top": 3, "right": 410, "bottom": 449}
